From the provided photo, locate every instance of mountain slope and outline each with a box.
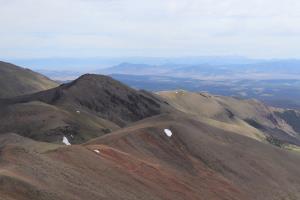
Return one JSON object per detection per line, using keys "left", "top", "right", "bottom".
{"left": 87, "top": 114, "right": 300, "bottom": 199}
{"left": 158, "top": 90, "right": 300, "bottom": 147}
{"left": 0, "top": 74, "right": 171, "bottom": 143}
{"left": 0, "top": 61, "right": 58, "bottom": 98}
{"left": 1, "top": 113, "right": 300, "bottom": 200}
{"left": 0, "top": 101, "right": 119, "bottom": 144}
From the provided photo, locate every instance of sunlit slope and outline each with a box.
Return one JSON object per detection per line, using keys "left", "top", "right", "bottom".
{"left": 158, "top": 90, "right": 300, "bottom": 145}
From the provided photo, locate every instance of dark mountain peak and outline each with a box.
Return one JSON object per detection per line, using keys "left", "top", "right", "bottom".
{"left": 57, "top": 74, "right": 169, "bottom": 126}
{"left": 68, "top": 73, "right": 122, "bottom": 87}
{"left": 77, "top": 73, "right": 112, "bottom": 80}
{"left": 61, "top": 74, "right": 136, "bottom": 98}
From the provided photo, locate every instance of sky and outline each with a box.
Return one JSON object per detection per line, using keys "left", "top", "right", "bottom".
{"left": 1, "top": 0, "right": 300, "bottom": 59}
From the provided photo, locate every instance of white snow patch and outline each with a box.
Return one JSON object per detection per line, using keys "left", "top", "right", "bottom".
{"left": 62, "top": 136, "right": 71, "bottom": 145}
{"left": 164, "top": 129, "right": 173, "bottom": 137}
{"left": 94, "top": 149, "right": 100, "bottom": 154}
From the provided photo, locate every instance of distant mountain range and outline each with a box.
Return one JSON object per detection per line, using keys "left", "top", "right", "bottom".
{"left": 8, "top": 56, "right": 262, "bottom": 71}
{"left": 13, "top": 56, "right": 300, "bottom": 82}
{"left": 101, "top": 60, "right": 300, "bottom": 80}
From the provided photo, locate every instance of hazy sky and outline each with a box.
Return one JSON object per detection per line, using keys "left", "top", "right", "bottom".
{"left": 1, "top": 0, "right": 300, "bottom": 59}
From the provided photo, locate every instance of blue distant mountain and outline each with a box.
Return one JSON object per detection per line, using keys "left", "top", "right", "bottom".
{"left": 101, "top": 59, "right": 300, "bottom": 80}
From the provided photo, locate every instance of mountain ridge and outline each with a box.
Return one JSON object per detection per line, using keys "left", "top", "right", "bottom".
{"left": 0, "top": 73, "right": 172, "bottom": 144}
{"left": 0, "top": 61, "right": 58, "bottom": 98}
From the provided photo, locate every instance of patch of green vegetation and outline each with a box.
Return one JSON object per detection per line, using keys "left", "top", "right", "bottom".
{"left": 283, "top": 144, "right": 300, "bottom": 153}
{"left": 266, "top": 136, "right": 284, "bottom": 148}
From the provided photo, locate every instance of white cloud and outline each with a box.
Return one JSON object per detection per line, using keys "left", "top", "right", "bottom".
{"left": 0, "top": 0, "right": 300, "bottom": 58}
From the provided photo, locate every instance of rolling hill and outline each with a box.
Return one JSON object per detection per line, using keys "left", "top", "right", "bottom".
{"left": 0, "top": 61, "right": 58, "bottom": 98}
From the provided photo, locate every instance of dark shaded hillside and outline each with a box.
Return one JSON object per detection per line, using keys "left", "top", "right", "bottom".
{"left": 0, "top": 101, "right": 119, "bottom": 144}
{"left": 275, "top": 109, "right": 300, "bottom": 134}
{"left": 0, "top": 61, "right": 58, "bottom": 98}
{"left": 3, "top": 74, "right": 171, "bottom": 126}
{"left": 0, "top": 74, "right": 171, "bottom": 143}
